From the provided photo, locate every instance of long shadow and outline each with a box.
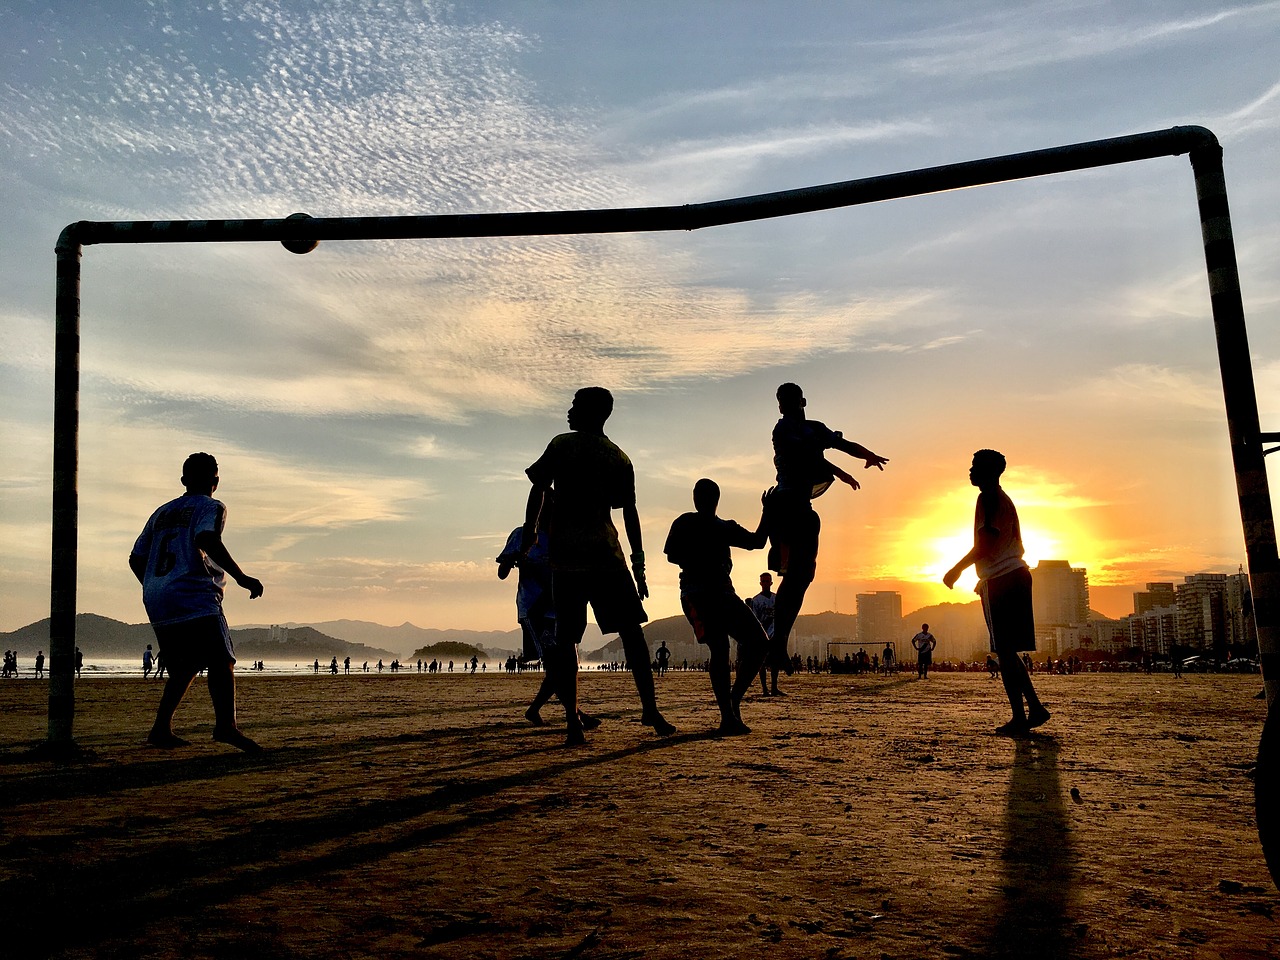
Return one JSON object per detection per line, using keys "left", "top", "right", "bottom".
{"left": 981, "top": 734, "right": 1077, "bottom": 959}
{"left": 2, "top": 728, "right": 701, "bottom": 959}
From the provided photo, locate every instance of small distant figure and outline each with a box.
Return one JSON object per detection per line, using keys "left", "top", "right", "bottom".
{"left": 749, "top": 572, "right": 782, "bottom": 696}
{"left": 344, "top": 656, "right": 351, "bottom": 675}
{"left": 656, "top": 642, "right": 672, "bottom": 676}
{"left": 141, "top": 644, "right": 154, "bottom": 678}
{"left": 882, "top": 642, "right": 895, "bottom": 675}
{"left": 362, "top": 660, "right": 369, "bottom": 672}
{"left": 986, "top": 655, "right": 1000, "bottom": 679}
{"left": 313, "top": 658, "right": 321, "bottom": 675}
{"left": 762, "top": 383, "right": 888, "bottom": 677}
{"left": 377, "top": 659, "right": 384, "bottom": 672}
{"left": 523, "top": 387, "right": 675, "bottom": 745}
{"left": 34, "top": 651, "right": 46, "bottom": 679}
{"left": 329, "top": 657, "right": 339, "bottom": 675}
{"left": 75, "top": 646, "right": 83, "bottom": 678}
{"left": 2, "top": 651, "right": 14, "bottom": 678}
{"left": 664, "top": 478, "right": 769, "bottom": 735}
{"left": 128, "top": 452, "right": 262, "bottom": 752}
{"left": 911, "top": 624, "right": 936, "bottom": 679}
{"left": 470, "top": 655, "right": 479, "bottom": 674}
{"left": 944, "top": 449, "right": 1050, "bottom": 735}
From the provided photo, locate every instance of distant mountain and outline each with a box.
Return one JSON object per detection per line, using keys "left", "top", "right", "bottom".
{"left": 0, "top": 615, "right": 396, "bottom": 662}
{"left": 246, "top": 618, "right": 608, "bottom": 656}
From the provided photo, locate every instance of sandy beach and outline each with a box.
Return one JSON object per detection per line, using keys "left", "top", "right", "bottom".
{"left": 1, "top": 669, "right": 1276, "bottom": 959}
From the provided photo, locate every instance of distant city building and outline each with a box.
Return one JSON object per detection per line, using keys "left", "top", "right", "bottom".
{"left": 1091, "top": 618, "right": 1129, "bottom": 655}
{"left": 1176, "top": 573, "right": 1228, "bottom": 655}
{"left": 268, "top": 624, "right": 290, "bottom": 642}
{"left": 1133, "top": 582, "right": 1176, "bottom": 616}
{"left": 1126, "top": 605, "right": 1178, "bottom": 658}
{"left": 1225, "top": 570, "right": 1257, "bottom": 656}
{"left": 1031, "top": 560, "right": 1089, "bottom": 656}
{"left": 856, "top": 591, "right": 902, "bottom": 648}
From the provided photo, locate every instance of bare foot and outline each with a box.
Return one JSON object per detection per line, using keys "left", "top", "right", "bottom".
{"left": 146, "top": 731, "right": 190, "bottom": 749}
{"left": 641, "top": 712, "right": 676, "bottom": 737}
{"left": 565, "top": 726, "right": 587, "bottom": 747}
{"left": 525, "top": 706, "right": 545, "bottom": 726}
{"left": 716, "top": 718, "right": 752, "bottom": 737}
{"left": 579, "top": 711, "right": 602, "bottom": 731}
{"left": 212, "top": 727, "right": 262, "bottom": 753}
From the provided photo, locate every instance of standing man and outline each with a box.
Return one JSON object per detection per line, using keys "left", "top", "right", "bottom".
{"left": 523, "top": 387, "right": 675, "bottom": 745}
{"left": 664, "top": 479, "right": 769, "bottom": 735}
{"left": 765, "top": 383, "right": 888, "bottom": 674}
{"left": 129, "top": 452, "right": 263, "bottom": 752}
{"left": 749, "top": 572, "right": 782, "bottom": 696}
{"left": 944, "top": 449, "right": 1050, "bottom": 734}
{"left": 911, "top": 624, "right": 937, "bottom": 679}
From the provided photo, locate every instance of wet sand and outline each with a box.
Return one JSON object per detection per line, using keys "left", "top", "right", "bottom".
{"left": 1, "top": 670, "right": 1275, "bottom": 959}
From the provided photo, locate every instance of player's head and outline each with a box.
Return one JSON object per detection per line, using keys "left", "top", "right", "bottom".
{"left": 181, "top": 452, "right": 219, "bottom": 491}
{"left": 760, "top": 572, "right": 773, "bottom": 590}
{"left": 921, "top": 623, "right": 929, "bottom": 631}
{"left": 970, "top": 449, "right": 1007, "bottom": 487}
{"left": 568, "top": 387, "right": 613, "bottom": 431}
{"left": 776, "top": 382, "right": 805, "bottom": 414}
{"left": 693, "top": 478, "right": 720, "bottom": 514}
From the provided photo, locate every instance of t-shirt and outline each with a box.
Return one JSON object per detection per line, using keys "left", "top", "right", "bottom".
{"left": 772, "top": 415, "right": 843, "bottom": 499}
{"left": 749, "top": 590, "right": 776, "bottom": 640}
{"left": 663, "top": 511, "right": 762, "bottom": 593}
{"left": 973, "top": 487, "right": 1029, "bottom": 583}
{"left": 130, "top": 494, "right": 227, "bottom": 625}
{"left": 498, "top": 526, "right": 553, "bottom": 623}
{"left": 911, "top": 631, "right": 936, "bottom": 657}
{"left": 526, "top": 431, "right": 635, "bottom": 571}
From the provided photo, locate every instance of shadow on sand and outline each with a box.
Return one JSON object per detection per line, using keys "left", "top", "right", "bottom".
{"left": 981, "top": 733, "right": 1078, "bottom": 959}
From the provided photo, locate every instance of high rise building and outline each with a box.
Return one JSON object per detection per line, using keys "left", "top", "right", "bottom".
{"left": 855, "top": 591, "right": 902, "bottom": 648}
{"left": 1133, "top": 582, "right": 1176, "bottom": 616}
{"left": 1176, "top": 573, "right": 1228, "bottom": 655}
{"left": 1031, "top": 560, "right": 1089, "bottom": 654}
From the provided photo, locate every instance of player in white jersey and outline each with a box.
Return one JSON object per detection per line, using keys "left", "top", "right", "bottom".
{"left": 129, "top": 452, "right": 264, "bottom": 751}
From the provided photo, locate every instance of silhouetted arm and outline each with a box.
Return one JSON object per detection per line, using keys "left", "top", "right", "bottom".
{"left": 829, "top": 435, "right": 888, "bottom": 471}
{"left": 944, "top": 492, "right": 998, "bottom": 589}
{"left": 194, "top": 530, "right": 264, "bottom": 598}
{"left": 827, "top": 459, "right": 861, "bottom": 491}
{"left": 622, "top": 502, "right": 648, "bottom": 599}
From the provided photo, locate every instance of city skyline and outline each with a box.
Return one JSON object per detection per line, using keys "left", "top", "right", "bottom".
{"left": 4, "top": 3, "right": 1280, "bottom": 633}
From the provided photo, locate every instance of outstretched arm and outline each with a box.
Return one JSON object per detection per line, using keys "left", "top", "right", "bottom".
{"left": 830, "top": 435, "right": 888, "bottom": 471}
{"left": 194, "top": 531, "right": 264, "bottom": 598}
{"left": 827, "top": 459, "right": 861, "bottom": 492}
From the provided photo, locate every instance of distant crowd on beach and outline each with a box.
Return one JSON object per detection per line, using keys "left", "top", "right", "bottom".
{"left": 123, "top": 382, "right": 1056, "bottom": 752}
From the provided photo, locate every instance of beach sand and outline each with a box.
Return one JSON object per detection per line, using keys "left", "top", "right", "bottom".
{"left": 1, "top": 669, "right": 1276, "bottom": 959}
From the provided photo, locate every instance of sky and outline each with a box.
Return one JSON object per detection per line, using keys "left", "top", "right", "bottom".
{"left": 3, "top": 0, "right": 1280, "bottom": 634}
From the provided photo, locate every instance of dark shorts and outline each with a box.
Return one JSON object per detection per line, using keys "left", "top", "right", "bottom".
{"left": 680, "top": 590, "right": 768, "bottom": 650}
{"left": 552, "top": 565, "right": 647, "bottom": 637}
{"left": 152, "top": 613, "right": 236, "bottom": 673}
{"left": 762, "top": 488, "right": 820, "bottom": 579}
{"left": 980, "top": 567, "right": 1037, "bottom": 654}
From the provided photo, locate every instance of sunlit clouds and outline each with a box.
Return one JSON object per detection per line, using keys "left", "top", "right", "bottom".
{"left": 3, "top": 1, "right": 1280, "bottom": 631}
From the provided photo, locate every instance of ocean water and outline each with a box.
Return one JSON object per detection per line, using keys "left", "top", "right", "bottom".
{"left": 5, "top": 657, "right": 536, "bottom": 679}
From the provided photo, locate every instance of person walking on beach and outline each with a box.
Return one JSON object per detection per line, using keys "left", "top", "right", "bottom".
{"left": 128, "top": 452, "right": 263, "bottom": 751}
{"left": 497, "top": 524, "right": 600, "bottom": 731}
{"left": 763, "top": 383, "right": 888, "bottom": 675}
{"left": 748, "top": 572, "right": 783, "bottom": 696}
{"left": 882, "top": 642, "right": 895, "bottom": 674}
{"left": 944, "top": 449, "right": 1050, "bottom": 735}
{"left": 655, "top": 642, "right": 672, "bottom": 676}
{"left": 911, "top": 624, "right": 936, "bottom": 679}
{"left": 521, "top": 386, "right": 675, "bottom": 745}
{"left": 34, "top": 651, "right": 45, "bottom": 679}
{"left": 664, "top": 479, "right": 769, "bottom": 735}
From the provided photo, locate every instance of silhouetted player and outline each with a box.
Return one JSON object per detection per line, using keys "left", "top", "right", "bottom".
{"left": 664, "top": 479, "right": 768, "bottom": 735}
{"left": 522, "top": 387, "right": 675, "bottom": 745}
{"left": 944, "top": 449, "right": 1050, "bottom": 735}
{"left": 749, "top": 572, "right": 782, "bottom": 696}
{"left": 129, "top": 452, "right": 262, "bottom": 752}
{"left": 765, "top": 383, "right": 888, "bottom": 672}
{"left": 498, "top": 524, "right": 600, "bottom": 731}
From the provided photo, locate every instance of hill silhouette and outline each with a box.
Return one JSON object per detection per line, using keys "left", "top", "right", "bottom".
{"left": 0, "top": 615, "right": 397, "bottom": 662}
